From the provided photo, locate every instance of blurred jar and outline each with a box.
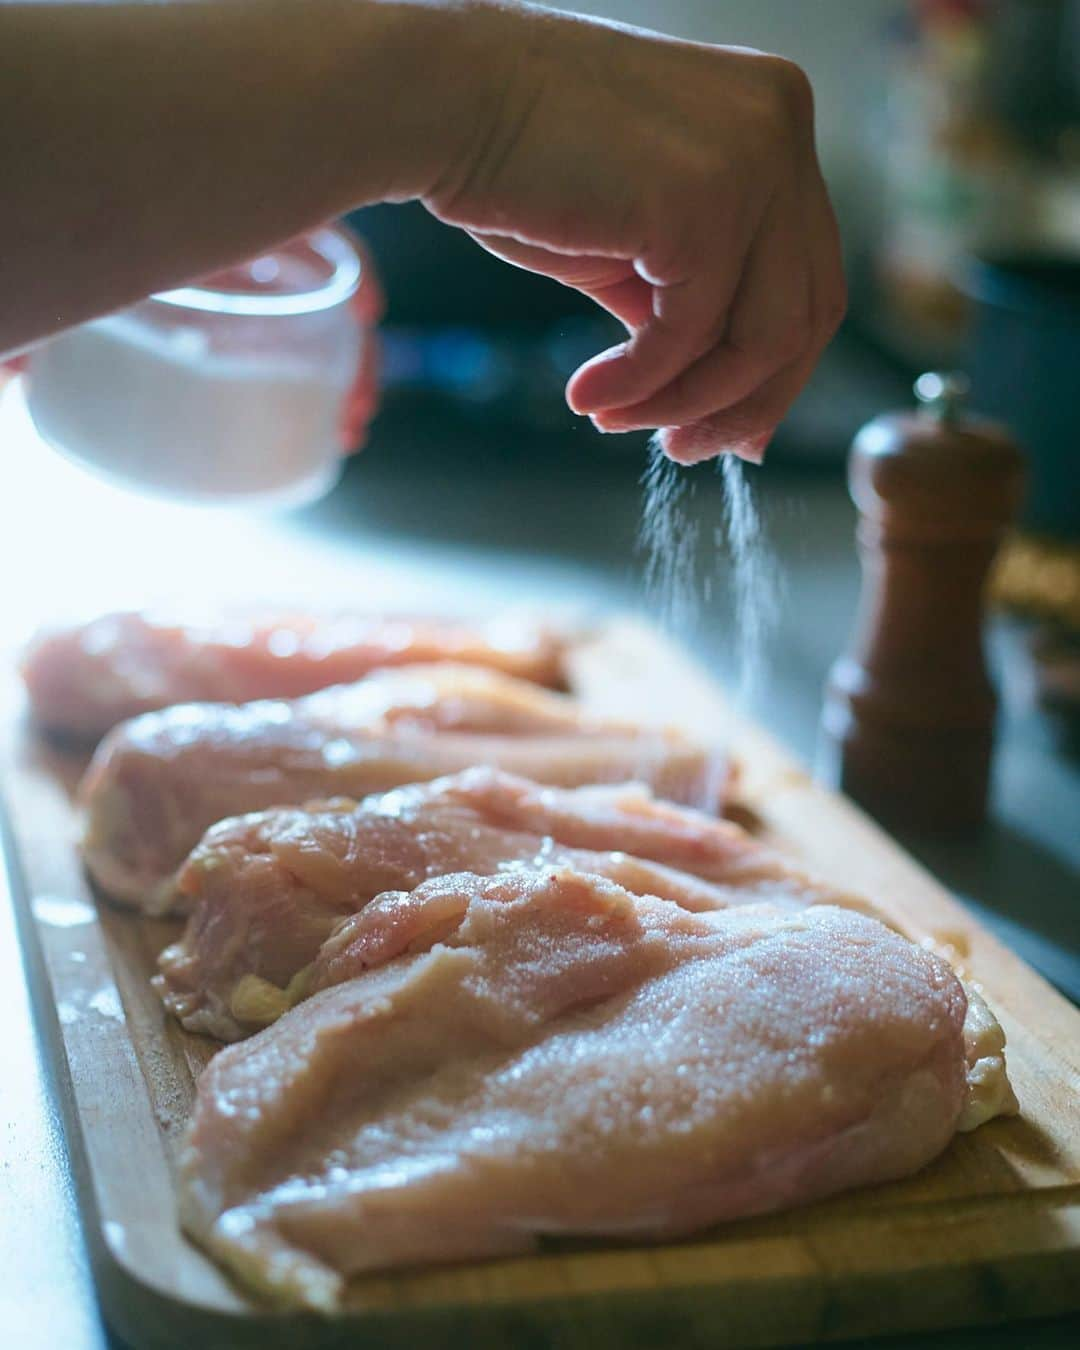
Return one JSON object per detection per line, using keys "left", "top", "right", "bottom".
{"left": 26, "top": 226, "right": 363, "bottom": 506}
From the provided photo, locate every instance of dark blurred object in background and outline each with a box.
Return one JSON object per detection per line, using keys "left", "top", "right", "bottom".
{"left": 349, "top": 202, "right": 596, "bottom": 327}
{"left": 961, "top": 254, "right": 1080, "bottom": 539}
{"left": 374, "top": 314, "right": 623, "bottom": 439}
{"left": 986, "top": 0, "right": 1080, "bottom": 156}
{"left": 343, "top": 203, "right": 627, "bottom": 448}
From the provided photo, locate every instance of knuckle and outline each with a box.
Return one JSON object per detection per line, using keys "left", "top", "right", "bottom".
{"left": 752, "top": 55, "right": 814, "bottom": 137}
{"left": 772, "top": 57, "right": 815, "bottom": 123}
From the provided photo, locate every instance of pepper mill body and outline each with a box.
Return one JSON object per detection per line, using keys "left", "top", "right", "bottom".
{"left": 820, "top": 375, "right": 1025, "bottom": 833}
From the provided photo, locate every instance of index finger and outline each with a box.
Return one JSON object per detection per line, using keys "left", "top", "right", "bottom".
{"left": 566, "top": 221, "right": 753, "bottom": 416}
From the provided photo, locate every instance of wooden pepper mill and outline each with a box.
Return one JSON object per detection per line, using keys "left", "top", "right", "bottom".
{"left": 820, "top": 372, "right": 1025, "bottom": 833}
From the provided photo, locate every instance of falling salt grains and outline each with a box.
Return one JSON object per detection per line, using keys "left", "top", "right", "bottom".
{"left": 637, "top": 438, "right": 779, "bottom": 704}
{"left": 637, "top": 437, "right": 702, "bottom": 637}
{"left": 635, "top": 439, "right": 702, "bottom": 794}
{"left": 717, "top": 454, "right": 780, "bottom": 708}
{"left": 636, "top": 439, "right": 780, "bottom": 809}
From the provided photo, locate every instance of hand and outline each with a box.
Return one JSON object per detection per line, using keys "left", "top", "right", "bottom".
{"left": 426, "top": 6, "right": 845, "bottom": 463}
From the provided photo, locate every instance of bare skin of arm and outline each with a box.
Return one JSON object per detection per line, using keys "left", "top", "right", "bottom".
{"left": 0, "top": 0, "right": 845, "bottom": 462}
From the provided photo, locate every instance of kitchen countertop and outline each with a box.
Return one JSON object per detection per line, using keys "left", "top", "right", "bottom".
{"left": 1, "top": 387, "right": 1077, "bottom": 1348}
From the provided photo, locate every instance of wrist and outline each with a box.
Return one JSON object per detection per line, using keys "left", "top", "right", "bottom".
{"left": 412, "top": 1, "right": 556, "bottom": 212}
{"left": 353, "top": 1, "right": 529, "bottom": 204}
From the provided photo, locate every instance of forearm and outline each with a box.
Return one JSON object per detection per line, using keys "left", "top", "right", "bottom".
{"left": 1, "top": 2, "right": 845, "bottom": 460}
{"left": 0, "top": 0, "right": 502, "bottom": 355}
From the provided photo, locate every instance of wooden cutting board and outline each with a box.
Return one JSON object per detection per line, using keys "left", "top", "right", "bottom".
{"left": 2, "top": 618, "right": 1078, "bottom": 1350}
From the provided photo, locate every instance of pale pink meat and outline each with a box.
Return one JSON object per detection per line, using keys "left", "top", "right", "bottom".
{"left": 179, "top": 868, "right": 979, "bottom": 1310}
{"left": 158, "top": 768, "right": 834, "bottom": 1040}
{"left": 80, "top": 664, "right": 728, "bottom": 912}
{"left": 22, "top": 609, "right": 566, "bottom": 741}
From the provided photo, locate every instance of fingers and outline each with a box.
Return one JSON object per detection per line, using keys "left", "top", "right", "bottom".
{"left": 658, "top": 343, "right": 818, "bottom": 464}
{"left": 465, "top": 108, "right": 844, "bottom": 468}
{"left": 581, "top": 275, "right": 654, "bottom": 330}
{"left": 571, "top": 70, "right": 842, "bottom": 460}
{"left": 589, "top": 192, "right": 812, "bottom": 432}
{"left": 661, "top": 171, "right": 845, "bottom": 464}
{"left": 565, "top": 227, "right": 752, "bottom": 416}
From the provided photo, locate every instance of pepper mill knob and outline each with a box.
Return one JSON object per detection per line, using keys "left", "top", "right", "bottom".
{"left": 819, "top": 372, "right": 1025, "bottom": 833}
{"left": 914, "top": 370, "right": 970, "bottom": 422}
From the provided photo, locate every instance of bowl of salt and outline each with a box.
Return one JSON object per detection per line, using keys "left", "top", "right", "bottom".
{"left": 25, "top": 226, "right": 363, "bottom": 507}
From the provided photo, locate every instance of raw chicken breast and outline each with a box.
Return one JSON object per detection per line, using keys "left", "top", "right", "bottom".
{"left": 180, "top": 868, "right": 984, "bottom": 1311}
{"left": 80, "top": 665, "right": 728, "bottom": 912}
{"left": 22, "top": 609, "right": 565, "bottom": 741}
{"left": 158, "top": 768, "right": 835, "bottom": 1040}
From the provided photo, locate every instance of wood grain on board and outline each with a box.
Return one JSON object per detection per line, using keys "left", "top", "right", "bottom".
{"left": 2, "top": 619, "right": 1077, "bottom": 1350}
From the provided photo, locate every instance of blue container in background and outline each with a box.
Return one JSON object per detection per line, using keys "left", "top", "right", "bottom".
{"left": 961, "top": 256, "right": 1080, "bottom": 540}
